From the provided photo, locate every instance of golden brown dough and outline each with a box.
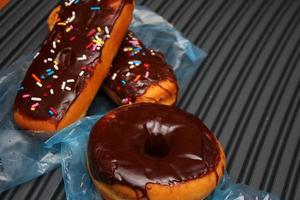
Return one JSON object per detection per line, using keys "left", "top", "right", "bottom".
{"left": 87, "top": 103, "right": 226, "bottom": 200}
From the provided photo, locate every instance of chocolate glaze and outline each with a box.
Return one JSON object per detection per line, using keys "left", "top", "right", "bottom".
{"left": 88, "top": 103, "right": 221, "bottom": 197}
{"left": 14, "top": 0, "right": 131, "bottom": 124}
{"left": 104, "top": 31, "right": 178, "bottom": 104}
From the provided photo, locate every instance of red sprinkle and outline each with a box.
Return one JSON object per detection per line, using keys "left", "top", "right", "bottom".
{"left": 49, "top": 107, "right": 58, "bottom": 115}
{"left": 87, "top": 29, "right": 96, "bottom": 37}
{"left": 46, "top": 84, "right": 52, "bottom": 89}
{"left": 88, "top": 67, "right": 94, "bottom": 72}
{"left": 70, "top": 36, "right": 76, "bottom": 41}
{"left": 80, "top": 66, "right": 87, "bottom": 70}
{"left": 144, "top": 63, "right": 150, "bottom": 68}
{"left": 22, "top": 94, "right": 30, "bottom": 98}
{"left": 43, "top": 93, "right": 48, "bottom": 97}
{"left": 86, "top": 41, "right": 94, "bottom": 49}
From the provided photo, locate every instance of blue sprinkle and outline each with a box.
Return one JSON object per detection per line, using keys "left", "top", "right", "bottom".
{"left": 47, "top": 71, "right": 55, "bottom": 76}
{"left": 74, "top": 0, "right": 80, "bottom": 3}
{"left": 121, "top": 80, "right": 126, "bottom": 85}
{"left": 48, "top": 110, "right": 54, "bottom": 116}
{"left": 41, "top": 75, "right": 46, "bottom": 80}
{"left": 133, "top": 60, "right": 142, "bottom": 65}
{"left": 18, "top": 86, "right": 24, "bottom": 91}
{"left": 90, "top": 6, "right": 101, "bottom": 11}
{"left": 46, "top": 69, "right": 52, "bottom": 72}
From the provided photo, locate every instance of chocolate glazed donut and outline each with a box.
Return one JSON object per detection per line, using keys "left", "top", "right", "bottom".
{"left": 103, "top": 31, "right": 178, "bottom": 105}
{"left": 87, "top": 103, "right": 226, "bottom": 200}
{"left": 13, "top": 0, "right": 134, "bottom": 133}
{"left": 48, "top": 10, "right": 178, "bottom": 106}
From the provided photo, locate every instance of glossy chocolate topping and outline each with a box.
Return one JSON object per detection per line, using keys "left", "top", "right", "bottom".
{"left": 14, "top": 0, "right": 130, "bottom": 123}
{"left": 88, "top": 103, "right": 221, "bottom": 196}
{"left": 104, "top": 31, "right": 178, "bottom": 104}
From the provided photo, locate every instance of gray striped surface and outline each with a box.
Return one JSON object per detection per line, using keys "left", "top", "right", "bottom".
{"left": 0, "top": 0, "right": 300, "bottom": 199}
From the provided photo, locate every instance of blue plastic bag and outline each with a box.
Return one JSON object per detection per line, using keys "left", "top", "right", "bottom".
{"left": 46, "top": 116, "right": 279, "bottom": 200}
{"left": 0, "top": 54, "right": 61, "bottom": 192}
{"left": 0, "top": 6, "right": 206, "bottom": 192}
{"left": 208, "top": 173, "right": 279, "bottom": 200}
{"left": 45, "top": 6, "right": 279, "bottom": 200}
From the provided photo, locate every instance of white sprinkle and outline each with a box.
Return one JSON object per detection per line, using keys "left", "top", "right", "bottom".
{"left": 106, "top": 35, "right": 110, "bottom": 38}
{"left": 95, "top": 35, "right": 101, "bottom": 41}
{"left": 65, "top": 86, "right": 71, "bottom": 91}
{"left": 44, "top": 59, "right": 47, "bottom": 63}
{"left": 36, "top": 82, "right": 43, "bottom": 87}
{"left": 67, "top": 11, "right": 76, "bottom": 23}
{"left": 54, "top": 65, "right": 59, "bottom": 70}
{"left": 128, "top": 61, "right": 133, "bottom": 64}
{"left": 61, "top": 81, "right": 66, "bottom": 90}
{"left": 47, "top": 58, "right": 53, "bottom": 61}
{"left": 31, "top": 97, "right": 42, "bottom": 101}
{"left": 129, "top": 65, "right": 135, "bottom": 69}
{"left": 53, "top": 75, "right": 58, "bottom": 79}
{"left": 111, "top": 73, "right": 117, "bottom": 80}
{"left": 77, "top": 54, "right": 87, "bottom": 61}
{"left": 64, "top": 0, "right": 75, "bottom": 7}
{"left": 34, "top": 52, "right": 40, "bottom": 59}
{"left": 79, "top": 71, "right": 84, "bottom": 76}
{"left": 67, "top": 79, "right": 75, "bottom": 83}
{"left": 96, "top": 46, "right": 101, "bottom": 50}
{"left": 125, "top": 72, "right": 131, "bottom": 77}
{"left": 53, "top": 41, "right": 56, "bottom": 49}
{"left": 105, "top": 26, "right": 109, "bottom": 34}
{"left": 50, "top": 49, "right": 55, "bottom": 53}
{"left": 50, "top": 89, "right": 54, "bottom": 95}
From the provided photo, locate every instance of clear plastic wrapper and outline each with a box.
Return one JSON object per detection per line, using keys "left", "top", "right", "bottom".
{"left": 0, "top": 6, "right": 206, "bottom": 192}
{"left": 208, "top": 173, "right": 279, "bottom": 200}
{"left": 0, "top": 5, "right": 279, "bottom": 200}
{"left": 46, "top": 116, "right": 279, "bottom": 200}
{"left": 45, "top": 7, "right": 278, "bottom": 200}
{"left": 0, "top": 54, "right": 61, "bottom": 192}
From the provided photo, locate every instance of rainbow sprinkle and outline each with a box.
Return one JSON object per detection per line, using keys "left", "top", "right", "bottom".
{"left": 22, "top": 94, "right": 30, "bottom": 98}
{"left": 31, "top": 97, "right": 42, "bottom": 101}
{"left": 90, "top": 6, "right": 101, "bottom": 11}
{"left": 49, "top": 107, "right": 58, "bottom": 115}
{"left": 32, "top": 73, "right": 41, "bottom": 82}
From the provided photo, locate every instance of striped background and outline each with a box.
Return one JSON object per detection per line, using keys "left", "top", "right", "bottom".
{"left": 0, "top": 0, "right": 300, "bottom": 199}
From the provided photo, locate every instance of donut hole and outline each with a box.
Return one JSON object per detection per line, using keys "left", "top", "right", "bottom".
{"left": 144, "top": 134, "right": 170, "bottom": 158}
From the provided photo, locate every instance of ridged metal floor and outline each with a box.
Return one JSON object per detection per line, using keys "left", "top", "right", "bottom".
{"left": 1, "top": 0, "right": 300, "bottom": 199}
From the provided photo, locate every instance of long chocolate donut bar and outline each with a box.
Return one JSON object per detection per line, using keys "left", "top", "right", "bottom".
{"left": 103, "top": 31, "right": 178, "bottom": 105}
{"left": 14, "top": 0, "right": 134, "bottom": 133}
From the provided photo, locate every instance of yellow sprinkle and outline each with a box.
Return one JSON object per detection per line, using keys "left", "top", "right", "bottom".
{"left": 97, "top": 27, "right": 102, "bottom": 32}
{"left": 93, "top": 39, "right": 104, "bottom": 46}
{"left": 57, "top": 22, "right": 66, "bottom": 26}
{"left": 65, "top": 26, "right": 73, "bottom": 32}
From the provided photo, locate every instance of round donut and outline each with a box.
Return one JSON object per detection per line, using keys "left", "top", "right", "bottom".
{"left": 87, "top": 103, "right": 226, "bottom": 200}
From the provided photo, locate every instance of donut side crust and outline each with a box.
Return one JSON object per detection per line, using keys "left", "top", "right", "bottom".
{"left": 103, "top": 79, "right": 178, "bottom": 106}
{"left": 87, "top": 140, "right": 226, "bottom": 200}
